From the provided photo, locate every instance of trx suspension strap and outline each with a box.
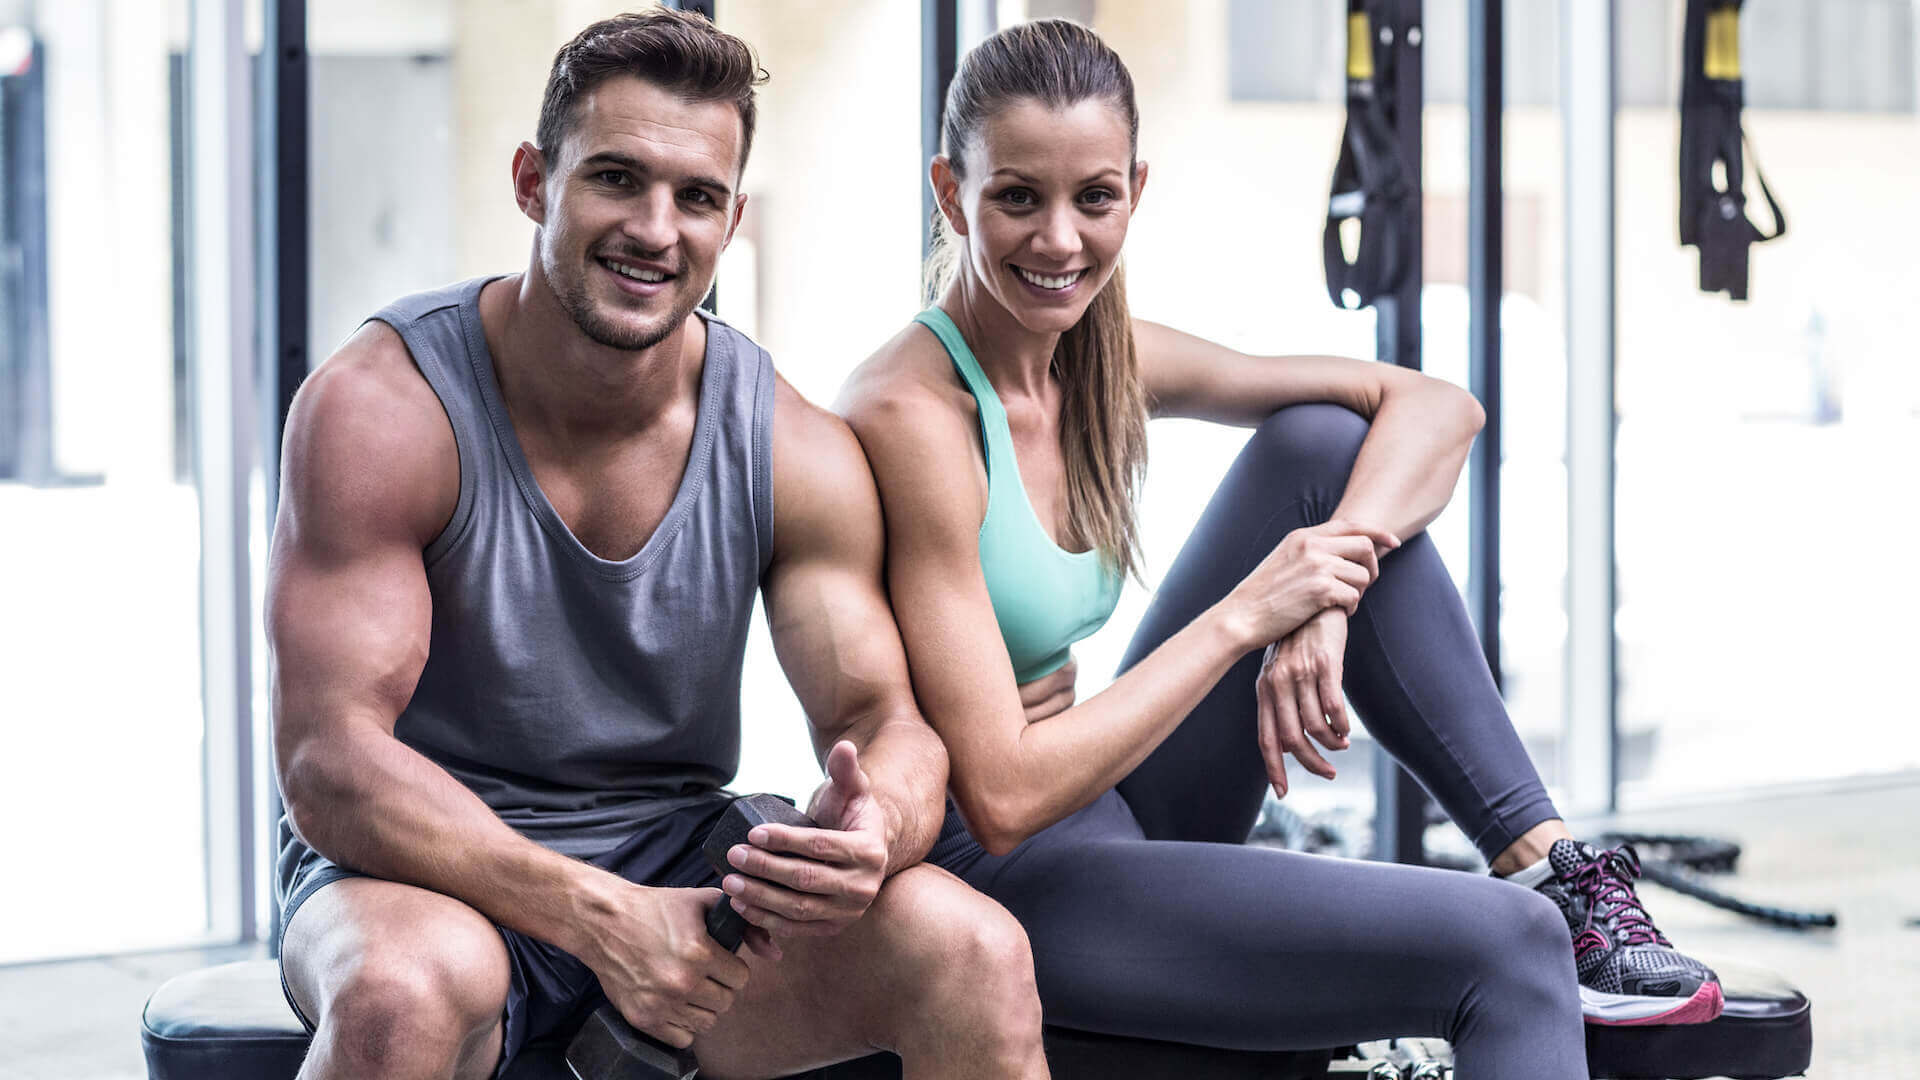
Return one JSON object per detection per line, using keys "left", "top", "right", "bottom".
{"left": 1324, "top": 0, "right": 1413, "bottom": 310}
{"left": 1679, "top": 0, "right": 1785, "bottom": 301}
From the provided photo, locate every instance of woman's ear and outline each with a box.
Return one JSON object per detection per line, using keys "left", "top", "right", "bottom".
{"left": 1130, "top": 159, "right": 1149, "bottom": 211}
{"left": 930, "top": 154, "right": 968, "bottom": 236}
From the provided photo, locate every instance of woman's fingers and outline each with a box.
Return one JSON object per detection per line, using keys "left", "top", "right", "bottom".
{"left": 1318, "top": 659, "right": 1351, "bottom": 743}
{"left": 1287, "top": 677, "right": 1337, "bottom": 780}
{"left": 1255, "top": 659, "right": 1288, "bottom": 798}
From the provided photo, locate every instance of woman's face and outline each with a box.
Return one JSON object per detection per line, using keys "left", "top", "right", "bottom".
{"left": 945, "top": 97, "right": 1145, "bottom": 336}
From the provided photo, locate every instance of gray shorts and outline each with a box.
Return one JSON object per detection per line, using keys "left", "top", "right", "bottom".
{"left": 274, "top": 795, "right": 734, "bottom": 1076}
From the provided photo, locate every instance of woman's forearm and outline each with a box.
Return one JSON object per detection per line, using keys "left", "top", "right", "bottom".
{"left": 959, "top": 605, "right": 1257, "bottom": 854}
{"left": 1332, "top": 381, "right": 1484, "bottom": 540}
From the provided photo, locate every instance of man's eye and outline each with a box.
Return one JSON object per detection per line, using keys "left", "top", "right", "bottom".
{"left": 683, "top": 189, "right": 714, "bottom": 205}
{"left": 597, "top": 171, "right": 630, "bottom": 186}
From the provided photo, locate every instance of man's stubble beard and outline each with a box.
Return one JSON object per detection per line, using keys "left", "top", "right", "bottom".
{"left": 549, "top": 250, "right": 703, "bottom": 352}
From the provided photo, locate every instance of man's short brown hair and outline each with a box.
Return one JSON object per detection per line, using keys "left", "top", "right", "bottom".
{"left": 537, "top": 8, "right": 768, "bottom": 174}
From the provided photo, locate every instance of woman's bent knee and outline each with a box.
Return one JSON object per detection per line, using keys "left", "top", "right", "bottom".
{"left": 1251, "top": 403, "right": 1371, "bottom": 479}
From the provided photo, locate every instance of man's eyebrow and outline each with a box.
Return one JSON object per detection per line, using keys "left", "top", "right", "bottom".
{"left": 578, "top": 151, "right": 734, "bottom": 198}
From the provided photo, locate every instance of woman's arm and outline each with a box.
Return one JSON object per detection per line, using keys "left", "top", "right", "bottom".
{"left": 1137, "top": 318, "right": 1484, "bottom": 541}
{"left": 841, "top": 379, "right": 1384, "bottom": 855}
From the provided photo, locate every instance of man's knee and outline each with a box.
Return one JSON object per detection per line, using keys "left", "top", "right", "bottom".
{"left": 293, "top": 885, "right": 510, "bottom": 1076}
{"left": 871, "top": 867, "right": 1042, "bottom": 1047}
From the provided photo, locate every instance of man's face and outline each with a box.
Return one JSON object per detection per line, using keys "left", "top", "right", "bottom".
{"left": 526, "top": 76, "right": 746, "bottom": 352}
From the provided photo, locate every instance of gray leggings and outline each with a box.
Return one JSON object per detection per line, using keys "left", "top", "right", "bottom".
{"left": 927, "top": 404, "right": 1587, "bottom": 1078}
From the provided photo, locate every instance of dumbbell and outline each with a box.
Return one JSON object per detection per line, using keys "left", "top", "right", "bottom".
{"left": 566, "top": 793, "right": 817, "bottom": 1080}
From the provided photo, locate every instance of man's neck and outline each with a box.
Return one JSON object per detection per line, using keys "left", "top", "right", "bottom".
{"left": 480, "top": 271, "right": 706, "bottom": 451}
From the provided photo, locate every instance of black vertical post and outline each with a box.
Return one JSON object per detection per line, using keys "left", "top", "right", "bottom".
{"left": 665, "top": 0, "right": 719, "bottom": 310}
{"left": 1369, "top": 0, "right": 1430, "bottom": 868}
{"left": 261, "top": 0, "right": 307, "bottom": 954}
{"left": 922, "top": 0, "right": 958, "bottom": 257}
{"left": 1468, "top": 0, "right": 1503, "bottom": 688}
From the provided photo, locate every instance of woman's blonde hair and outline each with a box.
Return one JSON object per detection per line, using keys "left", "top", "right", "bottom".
{"left": 924, "top": 18, "right": 1149, "bottom": 581}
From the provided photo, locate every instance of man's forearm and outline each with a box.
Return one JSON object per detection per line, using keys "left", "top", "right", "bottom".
{"left": 280, "top": 719, "right": 622, "bottom": 959}
{"left": 841, "top": 713, "right": 950, "bottom": 875}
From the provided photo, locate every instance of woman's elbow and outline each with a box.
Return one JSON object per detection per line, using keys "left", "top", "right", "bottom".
{"left": 951, "top": 782, "right": 1033, "bottom": 857}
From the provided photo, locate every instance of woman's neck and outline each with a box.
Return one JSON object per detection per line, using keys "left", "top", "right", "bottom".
{"left": 938, "top": 271, "right": 1058, "bottom": 401}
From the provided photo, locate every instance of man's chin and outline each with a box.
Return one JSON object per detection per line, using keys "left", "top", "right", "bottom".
{"left": 574, "top": 298, "right": 688, "bottom": 352}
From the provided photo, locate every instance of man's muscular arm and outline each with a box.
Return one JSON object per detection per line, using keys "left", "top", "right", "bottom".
{"left": 719, "top": 377, "right": 949, "bottom": 937}
{"left": 270, "top": 323, "right": 747, "bottom": 1046}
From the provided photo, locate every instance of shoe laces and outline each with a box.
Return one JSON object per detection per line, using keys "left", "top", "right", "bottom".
{"left": 1571, "top": 844, "right": 1668, "bottom": 947}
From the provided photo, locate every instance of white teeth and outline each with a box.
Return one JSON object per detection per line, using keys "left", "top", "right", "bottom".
{"left": 1016, "top": 266, "right": 1083, "bottom": 290}
{"left": 606, "top": 260, "right": 665, "bottom": 283}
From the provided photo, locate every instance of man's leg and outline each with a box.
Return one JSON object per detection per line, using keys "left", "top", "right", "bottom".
{"left": 691, "top": 864, "right": 1047, "bottom": 1080}
{"left": 281, "top": 878, "right": 513, "bottom": 1080}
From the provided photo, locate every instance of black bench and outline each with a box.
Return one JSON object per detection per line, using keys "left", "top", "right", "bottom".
{"left": 141, "top": 957, "right": 1811, "bottom": 1079}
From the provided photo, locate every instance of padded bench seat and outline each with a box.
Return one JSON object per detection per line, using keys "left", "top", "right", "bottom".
{"left": 142, "top": 958, "right": 1812, "bottom": 1079}
{"left": 139, "top": 960, "right": 1334, "bottom": 1079}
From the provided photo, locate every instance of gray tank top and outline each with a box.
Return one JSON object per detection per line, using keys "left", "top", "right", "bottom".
{"left": 372, "top": 276, "right": 774, "bottom": 859}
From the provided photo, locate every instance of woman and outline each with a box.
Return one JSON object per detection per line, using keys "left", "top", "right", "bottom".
{"left": 833, "top": 19, "right": 1718, "bottom": 1077}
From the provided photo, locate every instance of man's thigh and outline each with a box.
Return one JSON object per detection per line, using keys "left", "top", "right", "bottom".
{"left": 689, "top": 863, "right": 1032, "bottom": 1079}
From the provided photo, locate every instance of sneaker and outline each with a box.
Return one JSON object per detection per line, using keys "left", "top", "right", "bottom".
{"left": 1535, "top": 838, "right": 1725, "bottom": 1026}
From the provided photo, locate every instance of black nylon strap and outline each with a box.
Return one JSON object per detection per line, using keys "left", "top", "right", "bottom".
{"left": 1679, "top": 0, "right": 1786, "bottom": 300}
{"left": 1324, "top": 0, "right": 1413, "bottom": 310}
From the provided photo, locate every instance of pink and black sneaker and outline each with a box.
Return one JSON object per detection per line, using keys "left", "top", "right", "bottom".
{"left": 1535, "top": 839, "right": 1724, "bottom": 1026}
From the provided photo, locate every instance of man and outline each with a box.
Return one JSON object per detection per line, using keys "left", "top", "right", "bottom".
{"left": 267, "top": 10, "right": 1047, "bottom": 1079}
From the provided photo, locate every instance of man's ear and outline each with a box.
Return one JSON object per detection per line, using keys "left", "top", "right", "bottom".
{"left": 721, "top": 192, "right": 749, "bottom": 252}
{"left": 512, "top": 141, "right": 550, "bottom": 225}
{"left": 1130, "top": 159, "right": 1149, "bottom": 211}
{"left": 930, "top": 155, "right": 967, "bottom": 237}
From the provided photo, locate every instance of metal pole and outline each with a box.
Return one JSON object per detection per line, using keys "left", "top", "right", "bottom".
{"left": 189, "top": 0, "right": 257, "bottom": 947}
{"left": 1563, "top": 0, "right": 1618, "bottom": 814}
{"left": 922, "top": 0, "right": 958, "bottom": 257}
{"left": 1468, "top": 0, "right": 1502, "bottom": 687}
{"left": 1370, "top": 0, "right": 1429, "bottom": 867}
{"left": 261, "top": 0, "right": 308, "bottom": 955}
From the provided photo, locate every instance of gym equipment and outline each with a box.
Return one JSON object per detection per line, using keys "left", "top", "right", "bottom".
{"left": 1679, "top": 0, "right": 1785, "bottom": 300}
{"left": 566, "top": 793, "right": 815, "bottom": 1080}
{"left": 1598, "top": 832, "right": 1837, "bottom": 931}
{"left": 1322, "top": 0, "right": 1416, "bottom": 312}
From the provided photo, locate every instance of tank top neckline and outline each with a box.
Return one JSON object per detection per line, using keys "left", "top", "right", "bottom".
{"left": 460, "top": 276, "right": 730, "bottom": 582}
{"left": 914, "top": 306, "right": 1101, "bottom": 565}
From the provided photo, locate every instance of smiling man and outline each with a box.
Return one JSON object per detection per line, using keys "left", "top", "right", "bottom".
{"left": 265, "top": 10, "right": 1046, "bottom": 1080}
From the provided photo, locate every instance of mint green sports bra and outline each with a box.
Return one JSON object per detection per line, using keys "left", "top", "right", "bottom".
{"left": 914, "top": 308, "right": 1123, "bottom": 683}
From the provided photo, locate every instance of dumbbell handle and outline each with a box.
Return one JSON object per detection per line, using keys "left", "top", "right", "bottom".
{"left": 566, "top": 794, "right": 817, "bottom": 1080}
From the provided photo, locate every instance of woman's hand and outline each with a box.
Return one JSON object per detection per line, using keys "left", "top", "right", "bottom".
{"left": 1017, "top": 657, "right": 1078, "bottom": 723}
{"left": 1225, "top": 518, "right": 1398, "bottom": 646}
{"left": 1255, "top": 607, "right": 1353, "bottom": 798}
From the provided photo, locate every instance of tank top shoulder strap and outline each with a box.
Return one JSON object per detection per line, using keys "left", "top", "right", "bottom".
{"left": 913, "top": 307, "right": 1015, "bottom": 480}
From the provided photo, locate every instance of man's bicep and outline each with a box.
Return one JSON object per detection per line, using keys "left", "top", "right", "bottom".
{"left": 762, "top": 402, "right": 919, "bottom": 750}
{"left": 268, "top": 342, "right": 452, "bottom": 777}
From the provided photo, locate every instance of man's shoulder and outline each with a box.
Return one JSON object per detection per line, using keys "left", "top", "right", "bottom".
{"left": 282, "top": 321, "right": 458, "bottom": 548}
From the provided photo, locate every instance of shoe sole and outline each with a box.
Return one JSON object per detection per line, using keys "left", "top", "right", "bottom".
{"left": 1582, "top": 981, "right": 1725, "bottom": 1026}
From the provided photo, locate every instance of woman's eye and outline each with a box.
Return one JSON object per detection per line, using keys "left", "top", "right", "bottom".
{"left": 1081, "top": 188, "right": 1115, "bottom": 206}
{"left": 1001, "top": 188, "right": 1035, "bottom": 207}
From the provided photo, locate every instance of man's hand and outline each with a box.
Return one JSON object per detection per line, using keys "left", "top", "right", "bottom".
{"left": 582, "top": 884, "right": 760, "bottom": 1050}
{"left": 1255, "top": 607, "right": 1353, "bottom": 799}
{"left": 722, "top": 740, "right": 889, "bottom": 937}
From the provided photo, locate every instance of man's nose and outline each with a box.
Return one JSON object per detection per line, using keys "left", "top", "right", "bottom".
{"left": 620, "top": 186, "right": 677, "bottom": 253}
